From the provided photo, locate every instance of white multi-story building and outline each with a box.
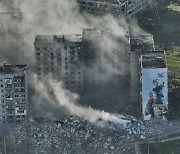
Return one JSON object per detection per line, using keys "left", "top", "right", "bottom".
{"left": 34, "top": 35, "right": 83, "bottom": 92}
{"left": 0, "top": 63, "right": 28, "bottom": 124}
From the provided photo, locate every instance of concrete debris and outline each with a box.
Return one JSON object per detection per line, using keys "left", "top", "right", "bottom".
{"left": 4, "top": 116, "right": 180, "bottom": 154}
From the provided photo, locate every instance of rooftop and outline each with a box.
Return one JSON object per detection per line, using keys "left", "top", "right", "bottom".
{"left": 0, "top": 64, "right": 26, "bottom": 74}
{"left": 141, "top": 51, "right": 167, "bottom": 68}
{"left": 130, "top": 34, "right": 155, "bottom": 52}
{"left": 35, "top": 34, "right": 82, "bottom": 43}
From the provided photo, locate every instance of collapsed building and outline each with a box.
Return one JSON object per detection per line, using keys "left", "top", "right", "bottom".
{"left": 0, "top": 63, "right": 28, "bottom": 124}
{"left": 77, "top": 0, "right": 153, "bottom": 18}
{"left": 34, "top": 29, "right": 168, "bottom": 119}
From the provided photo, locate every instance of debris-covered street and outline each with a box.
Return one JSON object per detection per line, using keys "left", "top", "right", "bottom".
{"left": 3, "top": 116, "right": 180, "bottom": 154}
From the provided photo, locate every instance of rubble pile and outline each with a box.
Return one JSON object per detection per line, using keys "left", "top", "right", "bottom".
{"left": 5, "top": 116, "right": 180, "bottom": 154}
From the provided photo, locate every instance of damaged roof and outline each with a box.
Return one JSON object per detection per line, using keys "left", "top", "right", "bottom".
{"left": 130, "top": 34, "right": 155, "bottom": 52}
{"left": 0, "top": 64, "right": 26, "bottom": 74}
{"left": 35, "top": 34, "right": 82, "bottom": 43}
{"left": 141, "top": 51, "right": 167, "bottom": 68}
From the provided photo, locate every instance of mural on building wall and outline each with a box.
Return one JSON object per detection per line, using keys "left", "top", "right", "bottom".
{"left": 142, "top": 68, "right": 168, "bottom": 120}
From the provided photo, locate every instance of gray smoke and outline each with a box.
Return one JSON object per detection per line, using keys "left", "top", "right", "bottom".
{"left": 83, "top": 27, "right": 130, "bottom": 84}
{"left": 0, "top": 0, "right": 129, "bottom": 77}
{"left": 0, "top": 0, "right": 141, "bottom": 126}
{"left": 0, "top": 0, "right": 88, "bottom": 65}
{"left": 31, "top": 74, "right": 131, "bottom": 127}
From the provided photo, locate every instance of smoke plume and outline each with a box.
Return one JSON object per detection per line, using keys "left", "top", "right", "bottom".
{"left": 31, "top": 74, "right": 131, "bottom": 127}
{"left": 0, "top": 0, "right": 130, "bottom": 81}
{"left": 0, "top": 0, "right": 142, "bottom": 125}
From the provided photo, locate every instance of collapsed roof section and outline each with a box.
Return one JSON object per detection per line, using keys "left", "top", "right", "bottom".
{"left": 130, "top": 34, "right": 155, "bottom": 52}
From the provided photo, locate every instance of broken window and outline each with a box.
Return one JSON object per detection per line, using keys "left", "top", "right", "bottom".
{"left": 5, "top": 78, "right": 12, "bottom": 83}
{"left": 14, "top": 76, "right": 25, "bottom": 82}
{"left": 5, "top": 84, "right": 12, "bottom": 88}
{"left": 69, "top": 46, "right": 74, "bottom": 51}
{"left": 121, "top": 4, "right": 125, "bottom": 11}
{"left": 71, "top": 81, "right": 75, "bottom": 84}
{"left": 17, "top": 110, "right": 25, "bottom": 113}
{"left": 80, "top": 1, "right": 86, "bottom": 5}
{"left": 128, "top": 1, "right": 132, "bottom": 5}
{"left": 64, "top": 45, "right": 67, "bottom": 50}
{"left": 6, "top": 95, "right": 12, "bottom": 98}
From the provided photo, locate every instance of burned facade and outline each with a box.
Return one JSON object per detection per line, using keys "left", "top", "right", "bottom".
{"left": 34, "top": 35, "right": 83, "bottom": 92}
{"left": 130, "top": 34, "right": 155, "bottom": 115}
{"left": 0, "top": 63, "right": 28, "bottom": 124}
{"left": 77, "top": 0, "right": 153, "bottom": 18}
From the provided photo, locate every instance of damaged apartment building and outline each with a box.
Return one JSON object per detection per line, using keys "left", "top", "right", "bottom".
{"left": 140, "top": 50, "right": 168, "bottom": 120}
{"left": 77, "top": 0, "right": 153, "bottom": 17}
{"left": 34, "top": 29, "right": 130, "bottom": 92}
{"left": 130, "top": 34, "right": 168, "bottom": 119}
{"left": 34, "top": 35, "right": 83, "bottom": 92}
{"left": 35, "top": 30, "right": 168, "bottom": 119}
{"left": 0, "top": 63, "right": 28, "bottom": 124}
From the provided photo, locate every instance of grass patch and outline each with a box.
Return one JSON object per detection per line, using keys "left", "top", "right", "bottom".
{"left": 137, "top": 2, "right": 180, "bottom": 45}
{"left": 141, "top": 140, "right": 180, "bottom": 154}
{"left": 166, "top": 53, "right": 180, "bottom": 68}
{"left": 137, "top": 2, "right": 180, "bottom": 69}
